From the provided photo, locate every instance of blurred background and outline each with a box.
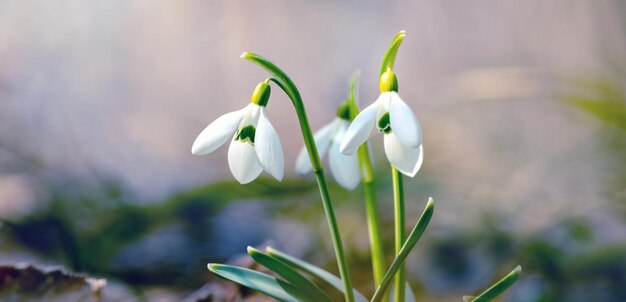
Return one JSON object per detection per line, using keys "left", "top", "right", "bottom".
{"left": 1, "top": 1, "right": 625, "bottom": 301}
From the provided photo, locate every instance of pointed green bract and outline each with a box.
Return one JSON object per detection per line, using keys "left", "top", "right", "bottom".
{"left": 465, "top": 265, "right": 522, "bottom": 302}
{"left": 247, "top": 247, "right": 332, "bottom": 302}
{"left": 371, "top": 198, "right": 435, "bottom": 302}
{"left": 379, "top": 30, "right": 406, "bottom": 76}
{"left": 266, "top": 247, "right": 369, "bottom": 302}
{"left": 347, "top": 70, "right": 361, "bottom": 119}
{"left": 207, "top": 263, "right": 314, "bottom": 302}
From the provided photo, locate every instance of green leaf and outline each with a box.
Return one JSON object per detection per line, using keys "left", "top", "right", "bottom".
{"left": 567, "top": 98, "right": 626, "bottom": 130}
{"left": 466, "top": 265, "right": 522, "bottom": 302}
{"left": 207, "top": 263, "right": 314, "bottom": 302}
{"left": 379, "top": 30, "right": 406, "bottom": 76}
{"left": 266, "top": 247, "right": 369, "bottom": 302}
{"left": 371, "top": 198, "right": 435, "bottom": 302}
{"left": 247, "top": 247, "right": 332, "bottom": 302}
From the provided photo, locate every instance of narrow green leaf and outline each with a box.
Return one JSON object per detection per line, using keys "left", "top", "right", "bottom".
{"left": 266, "top": 247, "right": 369, "bottom": 302}
{"left": 347, "top": 70, "right": 361, "bottom": 118}
{"left": 207, "top": 263, "right": 312, "bottom": 302}
{"left": 467, "top": 265, "right": 522, "bottom": 302}
{"left": 371, "top": 198, "right": 435, "bottom": 302}
{"left": 379, "top": 30, "right": 406, "bottom": 76}
{"left": 247, "top": 246, "right": 332, "bottom": 302}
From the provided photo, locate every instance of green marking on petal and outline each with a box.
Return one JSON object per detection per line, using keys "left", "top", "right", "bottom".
{"left": 236, "top": 125, "right": 256, "bottom": 144}
{"left": 378, "top": 112, "right": 392, "bottom": 134}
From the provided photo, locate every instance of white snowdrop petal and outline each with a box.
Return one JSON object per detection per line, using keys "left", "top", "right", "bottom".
{"left": 191, "top": 109, "right": 245, "bottom": 155}
{"left": 255, "top": 108, "right": 284, "bottom": 181}
{"left": 329, "top": 128, "right": 361, "bottom": 190}
{"left": 389, "top": 92, "right": 422, "bottom": 148}
{"left": 227, "top": 139, "right": 263, "bottom": 184}
{"left": 339, "top": 100, "right": 380, "bottom": 155}
{"left": 384, "top": 133, "right": 424, "bottom": 177}
{"left": 295, "top": 119, "right": 337, "bottom": 176}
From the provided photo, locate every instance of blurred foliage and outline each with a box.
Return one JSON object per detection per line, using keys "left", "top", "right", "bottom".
{"left": 564, "top": 78, "right": 626, "bottom": 130}
{"left": 1, "top": 177, "right": 323, "bottom": 289}
{"left": 563, "top": 76, "right": 626, "bottom": 216}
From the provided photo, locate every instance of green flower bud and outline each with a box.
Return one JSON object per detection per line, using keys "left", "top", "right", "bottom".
{"left": 379, "top": 70, "right": 398, "bottom": 92}
{"left": 250, "top": 81, "right": 271, "bottom": 106}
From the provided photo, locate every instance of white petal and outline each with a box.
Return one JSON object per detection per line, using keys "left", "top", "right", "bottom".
{"left": 227, "top": 139, "right": 263, "bottom": 184}
{"left": 295, "top": 119, "right": 337, "bottom": 176}
{"left": 255, "top": 108, "right": 284, "bottom": 181}
{"left": 384, "top": 133, "right": 424, "bottom": 177}
{"left": 329, "top": 126, "right": 361, "bottom": 190}
{"left": 192, "top": 109, "right": 245, "bottom": 155}
{"left": 339, "top": 100, "right": 380, "bottom": 155}
{"left": 389, "top": 92, "right": 422, "bottom": 148}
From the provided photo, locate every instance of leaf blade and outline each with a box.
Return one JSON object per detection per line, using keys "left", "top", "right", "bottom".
{"left": 266, "top": 247, "right": 369, "bottom": 302}
{"left": 247, "top": 246, "right": 332, "bottom": 302}
{"left": 371, "top": 198, "right": 435, "bottom": 302}
{"left": 468, "top": 265, "right": 522, "bottom": 302}
{"left": 207, "top": 263, "right": 314, "bottom": 302}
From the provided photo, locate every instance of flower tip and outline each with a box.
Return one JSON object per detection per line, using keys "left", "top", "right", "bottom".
{"left": 191, "top": 142, "right": 205, "bottom": 156}
{"left": 338, "top": 142, "right": 352, "bottom": 155}
{"left": 240, "top": 51, "right": 250, "bottom": 59}
{"left": 399, "top": 29, "right": 407, "bottom": 35}
{"left": 514, "top": 265, "right": 522, "bottom": 274}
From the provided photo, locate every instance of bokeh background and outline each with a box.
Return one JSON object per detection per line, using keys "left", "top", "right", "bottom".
{"left": 1, "top": 1, "right": 625, "bottom": 301}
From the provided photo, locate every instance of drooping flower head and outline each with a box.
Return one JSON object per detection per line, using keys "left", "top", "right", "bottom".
{"left": 340, "top": 70, "right": 423, "bottom": 177}
{"left": 295, "top": 102, "right": 361, "bottom": 190}
{"left": 192, "top": 81, "right": 284, "bottom": 184}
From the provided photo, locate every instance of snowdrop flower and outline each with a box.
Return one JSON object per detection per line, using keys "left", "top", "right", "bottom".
{"left": 295, "top": 104, "right": 360, "bottom": 190}
{"left": 191, "top": 81, "right": 284, "bottom": 184}
{"left": 340, "top": 70, "right": 423, "bottom": 177}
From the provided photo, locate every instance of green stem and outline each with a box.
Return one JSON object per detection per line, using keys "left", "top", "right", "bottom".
{"left": 360, "top": 146, "right": 386, "bottom": 288}
{"left": 392, "top": 166, "right": 405, "bottom": 302}
{"left": 242, "top": 52, "right": 355, "bottom": 302}
{"left": 347, "top": 71, "right": 386, "bottom": 292}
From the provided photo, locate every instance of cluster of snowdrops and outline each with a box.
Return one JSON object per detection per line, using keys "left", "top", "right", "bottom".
{"left": 190, "top": 31, "right": 521, "bottom": 302}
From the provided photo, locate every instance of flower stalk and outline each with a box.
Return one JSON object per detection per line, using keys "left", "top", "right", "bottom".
{"left": 392, "top": 166, "right": 406, "bottom": 302}
{"left": 241, "top": 52, "right": 355, "bottom": 302}
{"left": 382, "top": 30, "right": 408, "bottom": 302}
{"left": 346, "top": 71, "right": 387, "bottom": 291}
